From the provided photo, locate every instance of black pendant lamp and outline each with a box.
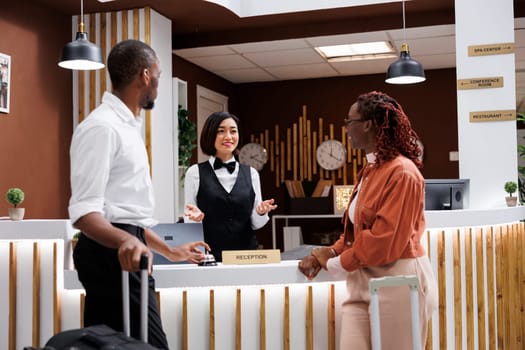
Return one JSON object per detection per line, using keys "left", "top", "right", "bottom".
{"left": 58, "top": 0, "right": 104, "bottom": 70}
{"left": 385, "top": 0, "right": 425, "bottom": 84}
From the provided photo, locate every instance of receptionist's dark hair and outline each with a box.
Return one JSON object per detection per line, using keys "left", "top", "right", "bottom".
{"left": 200, "top": 111, "right": 240, "bottom": 156}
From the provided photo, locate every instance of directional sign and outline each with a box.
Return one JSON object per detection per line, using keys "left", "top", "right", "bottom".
{"left": 468, "top": 43, "right": 514, "bottom": 56}
{"left": 469, "top": 110, "right": 516, "bottom": 122}
{"left": 457, "top": 77, "right": 504, "bottom": 89}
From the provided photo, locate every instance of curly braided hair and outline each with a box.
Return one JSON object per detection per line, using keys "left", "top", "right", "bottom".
{"left": 356, "top": 91, "right": 423, "bottom": 168}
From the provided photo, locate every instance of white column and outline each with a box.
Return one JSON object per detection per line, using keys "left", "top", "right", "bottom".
{"left": 455, "top": 0, "right": 517, "bottom": 208}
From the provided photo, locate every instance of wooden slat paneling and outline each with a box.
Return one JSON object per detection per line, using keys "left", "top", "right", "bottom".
{"left": 9, "top": 242, "right": 17, "bottom": 350}
{"left": 437, "top": 230, "right": 447, "bottom": 347}
{"left": 475, "top": 228, "right": 486, "bottom": 350}
{"left": 32, "top": 242, "right": 40, "bottom": 347}
{"left": 453, "top": 229, "right": 462, "bottom": 350}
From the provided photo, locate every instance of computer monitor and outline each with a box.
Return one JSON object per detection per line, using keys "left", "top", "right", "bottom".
{"left": 151, "top": 223, "right": 205, "bottom": 264}
{"left": 424, "top": 179, "right": 470, "bottom": 210}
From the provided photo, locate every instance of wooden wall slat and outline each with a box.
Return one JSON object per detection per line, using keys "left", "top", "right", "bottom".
{"left": 236, "top": 289, "right": 241, "bottom": 350}
{"left": 485, "top": 226, "right": 496, "bottom": 350}
{"left": 80, "top": 293, "right": 85, "bottom": 328}
{"left": 100, "top": 12, "right": 107, "bottom": 100}
{"left": 328, "top": 284, "right": 336, "bottom": 350}
{"left": 210, "top": 289, "right": 215, "bottom": 350}
{"left": 475, "top": 228, "right": 486, "bottom": 350}
{"left": 502, "top": 225, "right": 510, "bottom": 349}
{"left": 260, "top": 289, "right": 266, "bottom": 350}
{"left": 495, "top": 225, "right": 505, "bottom": 348}
{"left": 520, "top": 222, "right": 525, "bottom": 350}
{"left": 182, "top": 290, "right": 188, "bottom": 350}
{"left": 9, "top": 242, "right": 17, "bottom": 350}
{"left": 283, "top": 286, "right": 290, "bottom": 350}
{"left": 306, "top": 286, "right": 313, "bottom": 350}
{"left": 89, "top": 14, "right": 97, "bottom": 112}
{"left": 32, "top": 242, "right": 40, "bottom": 347}
{"left": 437, "top": 230, "right": 447, "bottom": 348}
{"left": 53, "top": 243, "right": 61, "bottom": 333}
{"left": 453, "top": 229, "right": 462, "bottom": 350}
{"left": 465, "top": 229, "right": 474, "bottom": 350}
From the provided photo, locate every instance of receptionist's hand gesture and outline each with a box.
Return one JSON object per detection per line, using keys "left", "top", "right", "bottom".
{"left": 185, "top": 204, "right": 205, "bottom": 222}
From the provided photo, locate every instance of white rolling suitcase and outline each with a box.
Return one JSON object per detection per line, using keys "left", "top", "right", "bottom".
{"left": 368, "top": 275, "right": 421, "bottom": 350}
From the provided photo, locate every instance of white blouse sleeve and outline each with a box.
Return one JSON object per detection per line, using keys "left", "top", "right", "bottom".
{"left": 183, "top": 164, "right": 200, "bottom": 223}
{"left": 250, "top": 167, "right": 269, "bottom": 230}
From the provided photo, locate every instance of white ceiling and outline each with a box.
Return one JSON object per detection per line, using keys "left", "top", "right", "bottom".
{"left": 174, "top": 19, "right": 525, "bottom": 104}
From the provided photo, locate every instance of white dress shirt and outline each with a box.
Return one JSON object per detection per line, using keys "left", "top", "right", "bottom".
{"left": 183, "top": 156, "right": 269, "bottom": 229}
{"left": 68, "top": 91, "right": 157, "bottom": 228}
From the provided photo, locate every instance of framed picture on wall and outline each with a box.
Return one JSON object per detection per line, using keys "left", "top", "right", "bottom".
{"left": 333, "top": 185, "right": 354, "bottom": 215}
{"left": 0, "top": 52, "right": 11, "bottom": 114}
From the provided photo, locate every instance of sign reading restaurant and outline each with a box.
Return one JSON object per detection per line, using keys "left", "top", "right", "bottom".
{"left": 468, "top": 43, "right": 514, "bottom": 56}
{"left": 469, "top": 110, "right": 515, "bottom": 122}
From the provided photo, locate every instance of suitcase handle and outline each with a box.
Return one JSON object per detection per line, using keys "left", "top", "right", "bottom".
{"left": 122, "top": 254, "right": 149, "bottom": 342}
{"left": 369, "top": 275, "right": 421, "bottom": 350}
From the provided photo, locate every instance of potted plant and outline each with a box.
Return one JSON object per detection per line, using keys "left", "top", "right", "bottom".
{"left": 6, "top": 187, "right": 25, "bottom": 220}
{"left": 178, "top": 106, "right": 197, "bottom": 182}
{"left": 71, "top": 231, "right": 81, "bottom": 250}
{"left": 504, "top": 181, "right": 518, "bottom": 207}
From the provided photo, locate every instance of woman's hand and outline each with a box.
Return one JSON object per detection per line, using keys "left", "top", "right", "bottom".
{"left": 256, "top": 198, "right": 278, "bottom": 215}
{"left": 298, "top": 255, "right": 322, "bottom": 280}
{"left": 311, "top": 247, "right": 336, "bottom": 270}
{"left": 185, "top": 204, "right": 205, "bottom": 222}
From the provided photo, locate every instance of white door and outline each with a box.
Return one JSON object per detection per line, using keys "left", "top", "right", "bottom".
{"left": 196, "top": 85, "right": 228, "bottom": 162}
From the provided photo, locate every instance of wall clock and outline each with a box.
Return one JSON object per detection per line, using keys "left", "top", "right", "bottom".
{"left": 316, "top": 140, "right": 347, "bottom": 170}
{"left": 239, "top": 142, "right": 268, "bottom": 171}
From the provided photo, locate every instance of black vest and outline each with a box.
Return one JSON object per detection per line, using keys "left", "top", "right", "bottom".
{"left": 197, "top": 161, "right": 256, "bottom": 261}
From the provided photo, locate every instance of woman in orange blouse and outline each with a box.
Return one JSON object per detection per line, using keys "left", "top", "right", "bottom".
{"left": 298, "top": 91, "right": 438, "bottom": 349}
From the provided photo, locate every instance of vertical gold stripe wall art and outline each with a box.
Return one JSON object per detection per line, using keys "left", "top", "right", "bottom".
{"left": 247, "top": 105, "right": 366, "bottom": 188}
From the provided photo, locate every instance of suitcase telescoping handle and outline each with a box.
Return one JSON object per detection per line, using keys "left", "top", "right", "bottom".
{"left": 122, "top": 254, "right": 149, "bottom": 343}
{"left": 369, "top": 275, "right": 421, "bottom": 350}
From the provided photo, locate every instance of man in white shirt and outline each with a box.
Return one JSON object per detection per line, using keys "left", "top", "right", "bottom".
{"left": 69, "top": 39, "right": 209, "bottom": 349}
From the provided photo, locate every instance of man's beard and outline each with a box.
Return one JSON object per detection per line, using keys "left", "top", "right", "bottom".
{"left": 143, "top": 100, "right": 155, "bottom": 110}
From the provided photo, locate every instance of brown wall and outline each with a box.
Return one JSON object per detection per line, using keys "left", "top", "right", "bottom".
{"left": 0, "top": 2, "right": 72, "bottom": 218}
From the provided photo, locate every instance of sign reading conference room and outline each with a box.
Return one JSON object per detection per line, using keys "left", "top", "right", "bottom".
{"left": 469, "top": 110, "right": 515, "bottom": 123}
{"left": 457, "top": 76, "right": 503, "bottom": 90}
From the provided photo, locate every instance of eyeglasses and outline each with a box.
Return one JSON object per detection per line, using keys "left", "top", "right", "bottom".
{"left": 344, "top": 118, "right": 366, "bottom": 127}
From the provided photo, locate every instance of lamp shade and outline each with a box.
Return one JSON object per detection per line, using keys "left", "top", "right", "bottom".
{"left": 58, "top": 31, "right": 104, "bottom": 70}
{"left": 385, "top": 43, "right": 425, "bottom": 84}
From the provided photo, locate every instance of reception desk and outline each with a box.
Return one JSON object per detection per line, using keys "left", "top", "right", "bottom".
{"left": 1, "top": 208, "right": 524, "bottom": 350}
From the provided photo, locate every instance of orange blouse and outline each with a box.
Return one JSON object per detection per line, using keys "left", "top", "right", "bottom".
{"left": 331, "top": 155, "right": 427, "bottom": 272}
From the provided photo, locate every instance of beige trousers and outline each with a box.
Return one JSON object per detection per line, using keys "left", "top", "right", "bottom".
{"left": 339, "top": 256, "right": 438, "bottom": 349}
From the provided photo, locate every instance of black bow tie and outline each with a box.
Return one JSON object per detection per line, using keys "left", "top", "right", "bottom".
{"left": 213, "top": 158, "right": 236, "bottom": 174}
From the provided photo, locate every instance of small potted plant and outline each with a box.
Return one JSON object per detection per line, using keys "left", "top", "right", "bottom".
{"left": 6, "top": 187, "right": 25, "bottom": 220}
{"left": 71, "top": 231, "right": 81, "bottom": 250}
{"left": 504, "top": 181, "right": 518, "bottom": 207}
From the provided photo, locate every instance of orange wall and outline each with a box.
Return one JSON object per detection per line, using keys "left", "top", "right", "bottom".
{"left": 0, "top": 2, "right": 73, "bottom": 218}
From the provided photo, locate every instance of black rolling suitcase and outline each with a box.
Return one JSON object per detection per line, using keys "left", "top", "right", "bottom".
{"left": 30, "top": 255, "right": 159, "bottom": 350}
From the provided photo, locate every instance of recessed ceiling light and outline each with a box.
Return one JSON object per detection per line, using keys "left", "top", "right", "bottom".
{"left": 97, "top": 0, "right": 116, "bottom": 2}
{"left": 315, "top": 41, "right": 396, "bottom": 62}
